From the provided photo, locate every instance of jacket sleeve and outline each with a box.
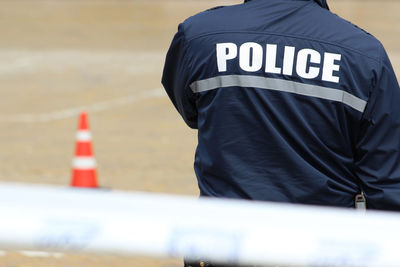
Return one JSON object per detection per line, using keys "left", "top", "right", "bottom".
{"left": 162, "top": 24, "right": 198, "bottom": 129}
{"left": 355, "top": 46, "right": 400, "bottom": 211}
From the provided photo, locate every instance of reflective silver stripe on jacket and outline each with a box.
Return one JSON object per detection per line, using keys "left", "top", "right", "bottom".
{"left": 190, "top": 75, "right": 367, "bottom": 113}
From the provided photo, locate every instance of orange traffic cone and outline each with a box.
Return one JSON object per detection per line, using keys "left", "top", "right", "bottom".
{"left": 70, "top": 111, "right": 99, "bottom": 188}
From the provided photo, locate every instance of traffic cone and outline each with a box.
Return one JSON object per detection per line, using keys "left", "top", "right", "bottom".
{"left": 70, "top": 111, "right": 99, "bottom": 188}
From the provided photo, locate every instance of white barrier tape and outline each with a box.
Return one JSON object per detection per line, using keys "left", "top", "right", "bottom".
{"left": 0, "top": 182, "right": 399, "bottom": 266}
{"left": 76, "top": 131, "right": 92, "bottom": 142}
{"left": 72, "top": 157, "right": 96, "bottom": 169}
{"left": 19, "top": 250, "right": 64, "bottom": 258}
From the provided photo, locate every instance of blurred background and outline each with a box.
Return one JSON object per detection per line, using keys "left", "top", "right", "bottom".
{"left": 0, "top": 0, "right": 398, "bottom": 266}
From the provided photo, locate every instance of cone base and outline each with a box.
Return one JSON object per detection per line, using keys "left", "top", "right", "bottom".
{"left": 71, "top": 169, "right": 98, "bottom": 188}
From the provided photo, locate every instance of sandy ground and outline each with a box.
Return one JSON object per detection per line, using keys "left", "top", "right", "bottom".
{"left": 0, "top": 0, "right": 399, "bottom": 266}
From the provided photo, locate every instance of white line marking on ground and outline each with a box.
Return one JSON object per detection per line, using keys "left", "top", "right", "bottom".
{"left": 0, "top": 50, "right": 164, "bottom": 75}
{"left": 19, "top": 250, "right": 64, "bottom": 258}
{"left": 0, "top": 88, "right": 165, "bottom": 123}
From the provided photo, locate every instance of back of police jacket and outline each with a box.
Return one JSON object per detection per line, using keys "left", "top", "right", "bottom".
{"left": 162, "top": 0, "right": 400, "bottom": 211}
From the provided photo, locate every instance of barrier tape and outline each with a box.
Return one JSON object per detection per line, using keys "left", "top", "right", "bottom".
{"left": 0, "top": 182, "right": 399, "bottom": 266}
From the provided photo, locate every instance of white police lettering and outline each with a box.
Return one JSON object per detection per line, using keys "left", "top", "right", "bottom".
{"left": 216, "top": 43, "right": 341, "bottom": 83}
{"left": 265, "top": 44, "right": 281, "bottom": 74}
{"left": 282, "top": 46, "right": 295, "bottom": 76}
{"left": 322, "top": 52, "right": 342, "bottom": 83}
{"left": 239, "top": 42, "right": 263, "bottom": 72}
{"left": 296, "top": 48, "right": 321, "bottom": 79}
{"left": 216, "top": 43, "right": 237, "bottom": 72}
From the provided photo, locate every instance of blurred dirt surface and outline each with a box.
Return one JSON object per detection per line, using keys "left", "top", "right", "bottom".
{"left": 0, "top": 252, "right": 182, "bottom": 267}
{"left": 0, "top": 0, "right": 399, "bottom": 266}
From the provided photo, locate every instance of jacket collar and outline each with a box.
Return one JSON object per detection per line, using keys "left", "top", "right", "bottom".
{"left": 314, "top": 0, "right": 329, "bottom": 9}
{"left": 244, "top": 0, "right": 329, "bottom": 10}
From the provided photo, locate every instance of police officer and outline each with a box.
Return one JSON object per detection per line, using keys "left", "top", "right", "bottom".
{"left": 162, "top": 0, "right": 400, "bottom": 265}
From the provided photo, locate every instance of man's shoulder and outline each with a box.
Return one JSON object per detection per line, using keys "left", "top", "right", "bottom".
{"left": 320, "top": 10, "right": 383, "bottom": 59}
{"left": 204, "top": 6, "right": 226, "bottom": 12}
{"left": 179, "top": 4, "right": 241, "bottom": 39}
{"left": 184, "top": 4, "right": 234, "bottom": 22}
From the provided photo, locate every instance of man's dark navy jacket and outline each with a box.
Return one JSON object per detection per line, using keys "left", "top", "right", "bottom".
{"left": 162, "top": 0, "right": 400, "bottom": 211}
